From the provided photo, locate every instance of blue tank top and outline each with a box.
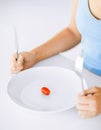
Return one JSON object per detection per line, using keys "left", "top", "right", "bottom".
{"left": 76, "top": 0, "right": 101, "bottom": 76}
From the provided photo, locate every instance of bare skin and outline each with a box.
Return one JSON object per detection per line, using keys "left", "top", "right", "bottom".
{"left": 89, "top": 0, "right": 101, "bottom": 20}
{"left": 11, "top": 0, "right": 101, "bottom": 118}
{"left": 11, "top": 0, "right": 81, "bottom": 73}
{"left": 77, "top": 87, "right": 101, "bottom": 118}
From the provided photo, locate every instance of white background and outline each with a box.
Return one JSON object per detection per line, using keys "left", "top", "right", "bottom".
{"left": 0, "top": 0, "right": 82, "bottom": 92}
{"left": 0, "top": 0, "right": 81, "bottom": 88}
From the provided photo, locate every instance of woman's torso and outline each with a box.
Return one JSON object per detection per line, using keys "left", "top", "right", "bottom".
{"left": 76, "top": 0, "right": 101, "bottom": 76}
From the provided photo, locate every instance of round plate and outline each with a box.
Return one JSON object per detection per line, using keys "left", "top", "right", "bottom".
{"left": 7, "top": 66, "right": 84, "bottom": 113}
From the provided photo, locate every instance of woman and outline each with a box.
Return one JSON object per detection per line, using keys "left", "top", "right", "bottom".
{"left": 11, "top": 0, "right": 101, "bottom": 118}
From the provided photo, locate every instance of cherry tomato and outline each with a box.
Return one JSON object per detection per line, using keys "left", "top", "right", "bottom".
{"left": 41, "top": 87, "right": 50, "bottom": 95}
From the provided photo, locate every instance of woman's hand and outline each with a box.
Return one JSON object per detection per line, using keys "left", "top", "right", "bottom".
{"left": 76, "top": 87, "right": 101, "bottom": 118}
{"left": 11, "top": 51, "right": 37, "bottom": 73}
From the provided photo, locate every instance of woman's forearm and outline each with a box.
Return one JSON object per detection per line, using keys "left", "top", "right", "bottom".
{"left": 30, "top": 27, "right": 81, "bottom": 63}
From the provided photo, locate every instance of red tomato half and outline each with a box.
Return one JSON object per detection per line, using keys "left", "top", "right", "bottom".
{"left": 41, "top": 87, "right": 50, "bottom": 95}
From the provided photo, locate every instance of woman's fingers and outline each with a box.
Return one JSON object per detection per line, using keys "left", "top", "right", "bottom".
{"left": 77, "top": 87, "right": 100, "bottom": 105}
{"left": 77, "top": 94, "right": 93, "bottom": 105}
{"left": 11, "top": 54, "right": 24, "bottom": 73}
{"left": 12, "top": 54, "right": 23, "bottom": 64}
{"left": 11, "top": 51, "right": 36, "bottom": 73}
{"left": 80, "top": 87, "right": 101, "bottom": 96}
{"left": 17, "top": 55, "right": 24, "bottom": 65}
{"left": 78, "top": 110, "right": 97, "bottom": 118}
{"left": 12, "top": 53, "right": 17, "bottom": 62}
{"left": 76, "top": 104, "right": 90, "bottom": 111}
{"left": 77, "top": 87, "right": 101, "bottom": 118}
{"left": 11, "top": 65, "right": 23, "bottom": 73}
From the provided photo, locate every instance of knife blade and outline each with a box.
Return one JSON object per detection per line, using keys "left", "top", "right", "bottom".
{"left": 14, "top": 27, "right": 19, "bottom": 60}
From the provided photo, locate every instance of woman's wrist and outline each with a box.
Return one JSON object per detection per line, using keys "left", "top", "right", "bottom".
{"left": 29, "top": 47, "right": 43, "bottom": 63}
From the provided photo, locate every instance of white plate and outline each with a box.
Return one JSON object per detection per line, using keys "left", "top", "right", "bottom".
{"left": 7, "top": 66, "right": 85, "bottom": 113}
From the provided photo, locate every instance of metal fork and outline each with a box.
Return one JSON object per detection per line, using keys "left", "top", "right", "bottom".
{"left": 74, "top": 55, "right": 87, "bottom": 91}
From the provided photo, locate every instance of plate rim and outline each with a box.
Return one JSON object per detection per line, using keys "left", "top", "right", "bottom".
{"left": 7, "top": 66, "right": 85, "bottom": 113}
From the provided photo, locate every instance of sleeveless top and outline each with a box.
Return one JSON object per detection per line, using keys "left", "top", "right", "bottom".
{"left": 76, "top": 0, "right": 101, "bottom": 76}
